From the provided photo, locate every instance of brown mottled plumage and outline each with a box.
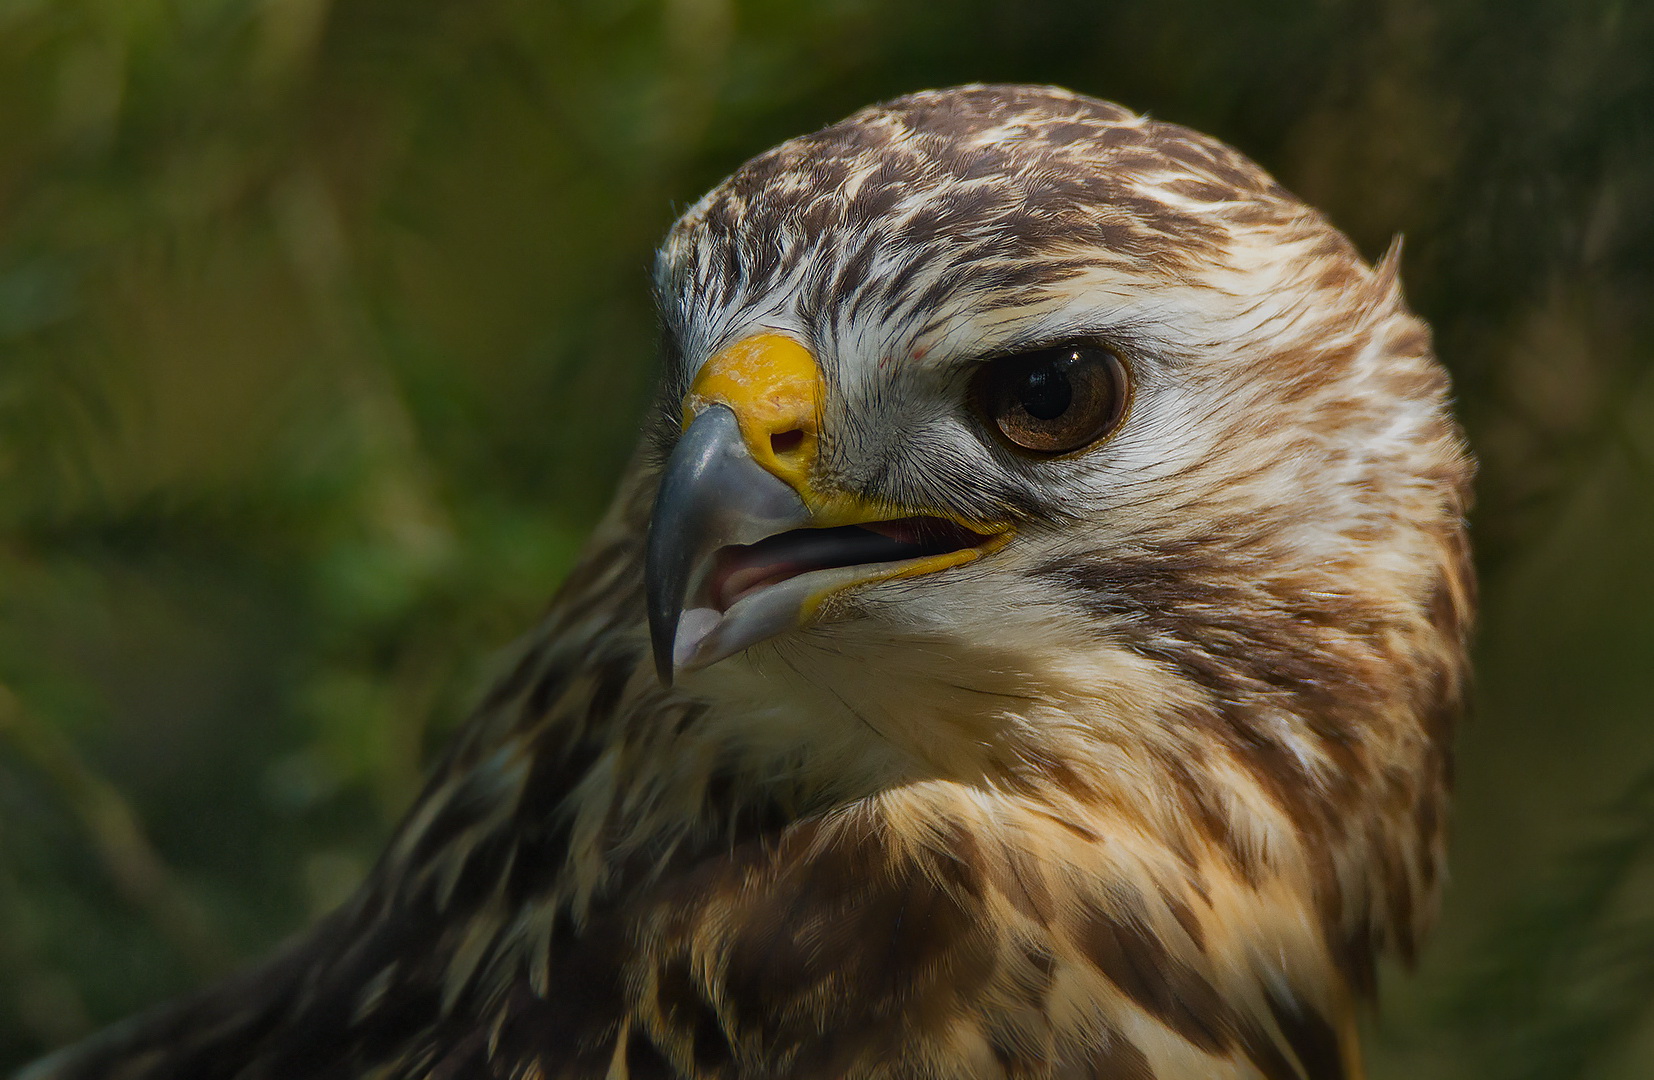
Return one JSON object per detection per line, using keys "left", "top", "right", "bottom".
{"left": 21, "top": 85, "right": 1473, "bottom": 1080}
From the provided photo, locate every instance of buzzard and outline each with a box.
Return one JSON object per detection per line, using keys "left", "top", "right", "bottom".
{"left": 22, "top": 85, "right": 1474, "bottom": 1080}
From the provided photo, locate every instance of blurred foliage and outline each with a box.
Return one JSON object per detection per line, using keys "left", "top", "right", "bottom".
{"left": 0, "top": 0, "right": 1651, "bottom": 1075}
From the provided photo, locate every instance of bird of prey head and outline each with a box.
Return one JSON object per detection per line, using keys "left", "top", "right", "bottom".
{"left": 25, "top": 85, "right": 1473, "bottom": 1080}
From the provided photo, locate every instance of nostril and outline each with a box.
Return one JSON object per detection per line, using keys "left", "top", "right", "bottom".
{"left": 770, "top": 429, "right": 806, "bottom": 456}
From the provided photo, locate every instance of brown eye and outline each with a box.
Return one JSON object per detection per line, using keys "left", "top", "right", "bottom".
{"left": 973, "top": 343, "right": 1130, "bottom": 455}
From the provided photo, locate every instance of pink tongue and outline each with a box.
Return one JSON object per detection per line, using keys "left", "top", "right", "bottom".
{"left": 700, "top": 520, "right": 980, "bottom": 614}
{"left": 715, "top": 557, "right": 806, "bottom": 609}
{"left": 705, "top": 528, "right": 905, "bottom": 611}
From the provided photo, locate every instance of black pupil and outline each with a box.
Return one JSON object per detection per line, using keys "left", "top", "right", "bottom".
{"left": 1018, "top": 358, "right": 1072, "bottom": 421}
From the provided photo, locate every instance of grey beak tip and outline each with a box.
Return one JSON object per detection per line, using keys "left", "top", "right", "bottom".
{"left": 643, "top": 403, "right": 812, "bottom": 689}
{"left": 652, "top": 641, "right": 676, "bottom": 687}
{"left": 645, "top": 541, "right": 678, "bottom": 687}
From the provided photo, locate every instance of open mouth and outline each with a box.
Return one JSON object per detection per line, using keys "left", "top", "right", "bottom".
{"left": 701, "top": 517, "right": 995, "bottom": 613}
{"left": 665, "top": 513, "right": 1009, "bottom": 674}
{"left": 647, "top": 402, "right": 1016, "bottom": 680}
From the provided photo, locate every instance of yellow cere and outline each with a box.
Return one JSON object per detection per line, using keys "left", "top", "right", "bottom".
{"left": 683, "top": 332, "right": 823, "bottom": 497}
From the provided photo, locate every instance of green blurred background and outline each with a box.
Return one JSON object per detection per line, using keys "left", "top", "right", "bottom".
{"left": 1, "top": 0, "right": 1651, "bottom": 1075}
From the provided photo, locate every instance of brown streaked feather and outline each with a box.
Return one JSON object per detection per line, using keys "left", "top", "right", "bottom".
{"left": 22, "top": 84, "right": 1472, "bottom": 1080}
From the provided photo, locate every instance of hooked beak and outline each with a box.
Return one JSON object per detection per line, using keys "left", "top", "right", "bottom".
{"left": 645, "top": 333, "right": 1011, "bottom": 685}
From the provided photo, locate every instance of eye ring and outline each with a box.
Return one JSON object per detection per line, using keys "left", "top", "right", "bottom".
{"left": 971, "top": 342, "right": 1132, "bottom": 456}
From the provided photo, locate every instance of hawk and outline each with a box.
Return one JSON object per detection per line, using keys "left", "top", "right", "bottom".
{"left": 22, "top": 84, "right": 1473, "bottom": 1080}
